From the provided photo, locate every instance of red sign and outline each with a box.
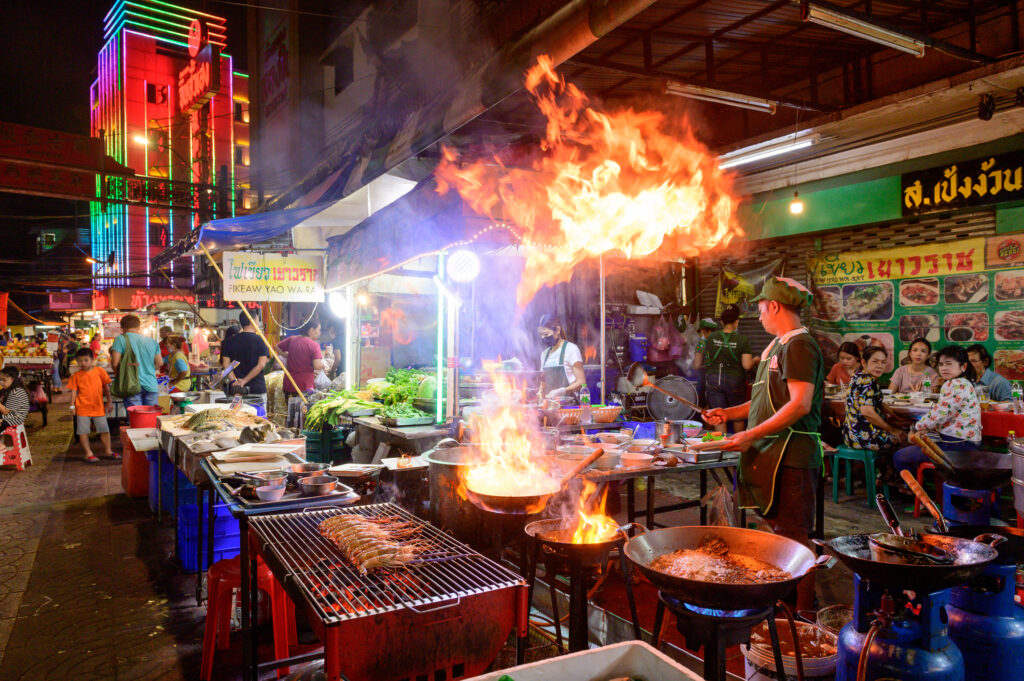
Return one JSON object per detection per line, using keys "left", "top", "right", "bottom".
{"left": 178, "top": 44, "right": 221, "bottom": 113}
{"left": 188, "top": 19, "right": 203, "bottom": 58}
{"left": 0, "top": 159, "right": 97, "bottom": 201}
{"left": 0, "top": 121, "right": 105, "bottom": 172}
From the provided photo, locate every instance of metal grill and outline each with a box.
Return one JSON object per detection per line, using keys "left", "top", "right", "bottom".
{"left": 249, "top": 502, "right": 524, "bottom": 625}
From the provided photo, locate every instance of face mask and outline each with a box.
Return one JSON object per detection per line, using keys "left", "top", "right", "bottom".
{"left": 540, "top": 334, "right": 557, "bottom": 347}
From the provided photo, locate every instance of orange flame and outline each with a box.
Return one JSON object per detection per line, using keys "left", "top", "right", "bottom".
{"left": 570, "top": 479, "right": 619, "bottom": 544}
{"left": 436, "top": 54, "right": 743, "bottom": 305}
{"left": 462, "top": 370, "right": 557, "bottom": 498}
{"left": 381, "top": 307, "right": 415, "bottom": 345}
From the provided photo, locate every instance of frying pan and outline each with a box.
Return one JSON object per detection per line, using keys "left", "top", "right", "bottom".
{"left": 524, "top": 518, "right": 642, "bottom": 564}
{"left": 623, "top": 525, "right": 833, "bottom": 610}
{"left": 626, "top": 363, "right": 703, "bottom": 414}
{"left": 813, "top": 533, "right": 1003, "bottom": 591}
{"left": 462, "top": 447, "right": 604, "bottom": 515}
{"left": 938, "top": 525, "right": 1024, "bottom": 565}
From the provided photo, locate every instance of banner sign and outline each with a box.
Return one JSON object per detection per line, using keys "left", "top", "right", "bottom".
{"left": 808, "top": 232, "right": 1024, "bottom": 382}
{"left": 223, "top": 251, "right": 324, "bottom": 302}
{"left": 902, "top": 150, "right": 1024, "bottom": 216}
{"left": 715, "top": 258, "right": 785, "bottom": 318}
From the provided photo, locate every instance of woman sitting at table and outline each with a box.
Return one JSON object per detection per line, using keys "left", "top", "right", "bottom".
{"left": 893, "top": 345, "right": 981, "bottom": 477}
{"left": 888, "top": 337, "right": 939, "bottom": 393}
{"left": 826, "top": 342, "right": 861, "bottom": 386}
{"left": 842, "top": 346, "right": 907, "bottom": 456}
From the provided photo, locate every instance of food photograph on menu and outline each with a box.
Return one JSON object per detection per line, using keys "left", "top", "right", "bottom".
{"left": 944, "top": 311, "right": 989, "bottom": 342}
{"left": 898, "top": 277, "right": 940, "bottom": 306}
{"left": 898, "top": 314, "right": 941, "bottom": 343}
{"left": 994, "top": 309, "right": 1024, "bottom": 341}
{"left": 843, "top": 282, "right": 894, "bottom": 320}
{"left": 994, "top": 268, "right": 1024, "bottom": 301}
{"left": 811, "top": 285, "right": 842, "bottom": 321}
{"left": 943, "top": 273, "right": 988, "bottom": 304}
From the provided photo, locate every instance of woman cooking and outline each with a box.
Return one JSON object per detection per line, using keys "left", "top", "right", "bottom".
{"left": 537, "top": 314, "right": 587, "bottom": 400}
{"left": 889, "top": 337, "right": 939, "bottom": 393}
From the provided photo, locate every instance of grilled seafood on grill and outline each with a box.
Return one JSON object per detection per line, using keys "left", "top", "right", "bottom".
{"left": 649, "top": 534, "right": 792, "bottom": 584}
{"left": 170, "top": 408, "right": 270, "bottom": 433}
{"left": 318, "top": 515, "right": 427, "bottom": 573}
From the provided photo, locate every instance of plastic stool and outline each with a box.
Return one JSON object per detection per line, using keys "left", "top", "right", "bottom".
{"left": 0, "top": 424, "right": 32, "bottom": 470}
{"left": 941, "top": 481, "right": 993, "bottom": 526}
{"left": 200, "top": 555, "right": 297, "bottom": 680}
{"left": 912, "top": 462, "right": 944, "bottom": 518}
{"left": 831, "top": 446, "right": 889, "bottom": 506}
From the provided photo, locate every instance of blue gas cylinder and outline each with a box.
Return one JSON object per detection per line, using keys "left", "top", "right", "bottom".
{"left": 948, "top": 562, "right": 1024, "bottom": 681}
{"left": 837, "top": 620, "right": 964, "bottom": 681}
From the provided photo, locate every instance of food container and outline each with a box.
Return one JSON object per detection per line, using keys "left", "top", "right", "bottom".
{"left": 592, "top": 450, "right": 621, "bottom": 470}
{"left": 742, "top": 618, "right": 838, "bottom": 680}
{"left": 557, "top": 445, "right": 600, "bottom": 460}
{"left": 281, "top": 462, "right": 330, "bottom": 477}
{"left": 297, "top": 475, "right": 339, "bottom": 497}
{"left": 556, "top": 407, "right": 582, "bottom": 426}
{"left": 595, "top": 432, "right": 631, "bottom": 446}
{"left": 468, "top": 640, "right": 702, "bottom": 681}
{"left": 255, "top": 485, "right": 286, "bottom": 501}
{"left": 591, "top": 405, "right": 623, "bottom": 423}
{"left": 620, "top": 451, "right": 654, "bottom": 468}
{"left": 250, "top": 471, "right": 288, "bottom": 487}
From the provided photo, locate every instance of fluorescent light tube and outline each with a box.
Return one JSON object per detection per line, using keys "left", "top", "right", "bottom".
{"left": 664, "top": 81, "right": 778, "bottom": 114}
{"left": 803, "top": 3, "right": 925, "bottom": 57}
{"left": 718, "top": 132, "right": 820, "bottom": 169}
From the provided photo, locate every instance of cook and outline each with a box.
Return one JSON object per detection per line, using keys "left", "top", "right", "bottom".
{"left": 888, "top": 337, "right": 938, "bottom": 393}
{"left": 700, "top": 277, "right": 823, "bottom": 611}
{"left": 537, "top": 314, "right": 586, "bottom": 400}
{"left": 694, "top": 304, "right": 752, "bottom": 434}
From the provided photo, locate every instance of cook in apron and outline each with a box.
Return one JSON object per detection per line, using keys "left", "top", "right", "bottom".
{"left": 738, "top": 328, "right": 823, "bottom": 515}
{"left": 542, "top": 341, "right": 570, "bottom": 395}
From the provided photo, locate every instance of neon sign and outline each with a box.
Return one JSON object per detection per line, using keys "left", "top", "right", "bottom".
{"left": 178, "top": 43, "right": 220, "bottom": 113}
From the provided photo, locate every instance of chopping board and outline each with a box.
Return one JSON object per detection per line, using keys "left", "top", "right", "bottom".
{"left": 210, "top": 456, "right": 294, "bottom": 474}
{"left": 213, "top": 444, "right": 304, "bottom": 463}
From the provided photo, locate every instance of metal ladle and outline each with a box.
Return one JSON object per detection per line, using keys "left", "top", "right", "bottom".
{"left": 626, "top": 362, "right": 703, "bottom": 414}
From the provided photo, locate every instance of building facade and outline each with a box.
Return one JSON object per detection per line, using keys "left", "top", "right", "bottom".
{"left": 90, "top": 0, "right": 249, "bottom": 289}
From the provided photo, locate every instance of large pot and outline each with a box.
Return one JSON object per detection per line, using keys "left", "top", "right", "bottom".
{"left": 1011, "top": 437, "right": 1024, "bottom": 516}
{"left": 421, "top": 445, "right": 487, "bottom": 543}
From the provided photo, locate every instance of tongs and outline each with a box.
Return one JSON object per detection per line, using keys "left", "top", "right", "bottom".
{"left": 899, "top": 469, "right": 949, "bottom": 534}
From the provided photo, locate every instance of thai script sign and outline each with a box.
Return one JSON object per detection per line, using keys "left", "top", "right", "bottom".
{"left": 223, "top": 251, "right": 324, "bottom": 302}
{"left": 902, "top": 150, "right": 1024, "bottom": 216}
{"left": 808, "top": 238, "right": 985, "bottom": 286}
{"left": 178, "top": 43, "right": 221, "bottom": 113}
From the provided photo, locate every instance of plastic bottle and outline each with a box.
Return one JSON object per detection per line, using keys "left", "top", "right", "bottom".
{"left": 1014, "top": 382, "right": 1024, "bottom": 415}
{"left": 1008, "top": 430, "right": 1017, "bottom": 449}
{"left": 579, "top": 385, "right": 592, "bottom": 424}
{"left": 922, "top": 374, "right": 932, "bottom": 394}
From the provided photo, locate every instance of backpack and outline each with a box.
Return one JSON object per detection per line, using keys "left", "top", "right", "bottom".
{"left": 112, "top": 334, "right": 142, "bottom": 398}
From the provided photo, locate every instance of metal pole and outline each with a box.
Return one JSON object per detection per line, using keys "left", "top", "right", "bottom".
{"left": 198, "top": 243, "right": 308, "bottom": 404}
{"left": 600, "top": 254, "right": 606, "bottom": 404}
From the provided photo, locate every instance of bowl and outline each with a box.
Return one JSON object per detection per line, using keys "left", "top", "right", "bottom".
{"left": 620, "top": 451, "right": 654, "bottom": 468}
{"left": 592, "top": 450, "right": 621, "bottom": 470}
{"left": 595, "top": 432, "right": 631, "bottom": 446}
{"left": 255, "top": 485, "right": 286, "bottom": 501}
{"left": 297, "top": 475, "right": 339, "bottom": 497}
{"left": 281, "top": 462, "right": 330, "bottom": 478}
{"left": 250, "top": 471, "right": 288, "bottom": 487}
{"left": 557, "top": 445, "right": 600, "bottom": 459}
{"left": 592, "top": 442, "right": 623, "bottom": 452}
{"left": 630, "top": 438, "right": 657, "bottom": 449}
{"left": 679, "top": 420, "right": 703, "bottom": 438}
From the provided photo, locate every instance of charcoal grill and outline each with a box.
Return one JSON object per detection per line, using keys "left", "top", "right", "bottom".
{"left": 248, "top": 502, "right": 528, "bottom": 681}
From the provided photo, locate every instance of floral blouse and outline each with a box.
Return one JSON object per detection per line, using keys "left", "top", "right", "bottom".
{"left": 843, "top": 370, "right": 899, "bottom": 451}
{"left": 916, "top": 377, "right": 981, "bottom": 443}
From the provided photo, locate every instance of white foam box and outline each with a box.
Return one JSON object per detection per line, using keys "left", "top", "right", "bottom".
{"left": 467, "top": 641, "right": 703, "bottom": 681}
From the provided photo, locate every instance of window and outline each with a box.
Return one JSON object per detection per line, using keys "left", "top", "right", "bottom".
{"left": 147, "top": 83, "right": 157, "bottom": 103}
{"left": 234, "top": 101, "right": 249, "bottom": 123}
{"left": 234, "top": 145, "right": 249, "bottom": 166}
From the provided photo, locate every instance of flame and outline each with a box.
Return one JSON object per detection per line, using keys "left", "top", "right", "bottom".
{"left": 570, "top": 480, "right": 619, "bottom": 544}
{"left": 436, "top": 54, "right": 743, "bottom": 305}
{"left": 381, "top": 307, "right": 415, "bottom": 345}
{"left": 462, "top": 370, "right": 557, "bottom": 498}
{"left": 397, "top": 453, "right": 412, "bottom": 468}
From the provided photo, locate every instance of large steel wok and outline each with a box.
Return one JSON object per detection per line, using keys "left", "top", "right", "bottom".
{"left": 813, "top": 533, "right": 1002, "bottom": 592}
{"left": 623, "top": 526, "right": 832, "bottom": 611}
{"left": 463, "top": 447, "right": 604, "bottom": 515}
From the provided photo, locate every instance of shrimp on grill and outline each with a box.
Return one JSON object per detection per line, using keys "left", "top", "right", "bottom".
{"left": 318, "top": 515, "right": 422, "bottom": 573}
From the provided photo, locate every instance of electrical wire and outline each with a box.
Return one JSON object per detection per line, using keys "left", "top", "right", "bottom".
{"left": 268, "top": 301, "right": 319, "bottom": 332}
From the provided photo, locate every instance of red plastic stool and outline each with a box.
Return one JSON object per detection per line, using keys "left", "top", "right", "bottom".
{"left": 200, "top": 555, "right": 297, "bottom": 680}
{"left": 0, "top": 424, "right": 32, "bottom": 470}
{"left": 912, "top": 462, "right": 943, "bottom": 518}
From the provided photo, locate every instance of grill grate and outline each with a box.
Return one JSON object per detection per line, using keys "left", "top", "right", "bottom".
{"left": 249, "top": 503, "right": 524, "bottom": 624}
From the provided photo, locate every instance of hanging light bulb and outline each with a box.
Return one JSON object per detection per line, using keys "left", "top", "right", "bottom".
{"left": 789, "top": 191, "right": 804, "bottom": 215}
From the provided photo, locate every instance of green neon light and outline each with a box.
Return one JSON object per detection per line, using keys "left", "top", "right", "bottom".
{"left": 436, "top": 254, "right": 445, "bottom": 424}
{"left": 145, "top": 0, "right": 226, "bottom": 22}
{"left": 125, "top": 1, "right": 226, "bottom": 27}
{"left": 124, "top": 9, "right": 198, "bottom": 34}
{"left": 232, "top": 72, "right": 249, "bottom": 78}
{"left": 123, "top": 20, "right": 225, "bottom": 47}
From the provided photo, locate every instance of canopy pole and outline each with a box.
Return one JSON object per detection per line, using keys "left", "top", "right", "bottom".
{"left": 199, "top": 244, "right": 308, "bottom": 405}
{"left": 599, "top": 254, "right": 606, "bottom": 405}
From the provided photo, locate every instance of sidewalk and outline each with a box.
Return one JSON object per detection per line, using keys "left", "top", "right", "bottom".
{"left": 0, "top": 395, "right": 213, "bottom": 680}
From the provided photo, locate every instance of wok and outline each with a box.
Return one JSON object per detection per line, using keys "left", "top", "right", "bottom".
{"left": 626, "top": 363, "right": 703, "bottom": 414}
{"left": 939, "top": 525, "right": 1024, "bottom": 565}
{"left": 524, "top": 518, "right": 640, "bottom": 564}
{"left": 813, "top": 533, "right": 1003, "bottom": 591}
{"left": 463, "top": 446, "right": 603, "bottom": 514}
{"left": 911, "top": 435, "right": 1012, "bottom": 488}
{"left": 623, "top": 525, "right": 833, "bottom": 611}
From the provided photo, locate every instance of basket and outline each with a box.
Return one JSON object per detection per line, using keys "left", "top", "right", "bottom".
{"left": 557, "top": 408, "right": 582, "bottom": 426}
{"left": 592, "top": 406, "right": 623, "bottom": 423}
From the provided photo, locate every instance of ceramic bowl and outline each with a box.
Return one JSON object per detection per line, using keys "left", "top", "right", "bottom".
{"left": 595, "top": 432, "right": 631, "bottom": 446}
{"left": 255, "top": 485, "right": 286, "bottom": 501}
{"left": 619, "top": 451, "right": 654, "bottom": 468}
{"left": 592, "top": 450, "right": 621, "bottom": 470}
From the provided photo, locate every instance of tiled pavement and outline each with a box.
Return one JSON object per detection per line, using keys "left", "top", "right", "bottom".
{"left": 0, "top": 395, "right": 948, "bottom": 680}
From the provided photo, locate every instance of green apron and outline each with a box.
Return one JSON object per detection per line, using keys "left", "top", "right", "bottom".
{"left": 739, "top": 328, "right": 823, "bottom": 514}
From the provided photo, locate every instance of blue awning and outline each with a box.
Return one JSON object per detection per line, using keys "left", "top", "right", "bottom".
{"left": 195, "top": 201, "right": 334, "bottom": 253}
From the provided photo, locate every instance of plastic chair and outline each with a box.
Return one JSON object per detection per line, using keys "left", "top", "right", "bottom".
{"left": 0, "top": 424, "right": 32, "bottom": 471}
{"left": 200, "top": 555, "right": 297, "bottom": 680}
{"left": 831, "top": 445, "right": 889, "bottom": 506}
{"left": 912, "top": 462, "right": 943, "bottom": 518}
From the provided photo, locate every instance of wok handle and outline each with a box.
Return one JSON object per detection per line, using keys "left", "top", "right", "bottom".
{"left": 811, "top": 538, "right": 831, "bottom": 550}
{"left": 618, "top": 522, "right": 649, "bottom": 537}
{"left": 558, "top": 447, "right": 605, "bottom": 486}
{"left": 875, "top": 493, "right": 904, "bottom": 537}
{"left": 899, "top": 469, "right": 948, "bottom": 534}
{"left": 973, "top": 533, "right": 1008, "bottom": 548}
{"left": 812, "top": 554, "right": 837, "bottom": 570}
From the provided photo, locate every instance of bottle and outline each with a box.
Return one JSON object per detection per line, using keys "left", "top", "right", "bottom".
{"left": 1008, "top": 430, "right": 1017, "bottom": 449}
{"left": 922, "top": 374, "right": 932, "bottom": 394}
{"left": 1014, "top": 383, "right": 1024, "bottom": 415}
{"left": 579, "top": 385, "right": 592, "bottom": 424}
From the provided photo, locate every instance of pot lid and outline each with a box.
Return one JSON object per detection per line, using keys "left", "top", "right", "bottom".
{"left": 648, "top": 376, "right": 699, "bottom": 421}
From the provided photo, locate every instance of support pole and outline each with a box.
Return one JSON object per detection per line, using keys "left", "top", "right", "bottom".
{"left": 199, "top": 243, "right": 308, "bottom": 404}
{"left": 599, "top": 254, "right": 606, "bottom": 404}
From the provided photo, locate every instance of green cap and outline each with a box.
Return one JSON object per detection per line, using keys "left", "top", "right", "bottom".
{"left": 698, "top": 318, "right": 719, "bottom": 330}
{"left": 750, "top": 276, "right": 813, "bottom": 309}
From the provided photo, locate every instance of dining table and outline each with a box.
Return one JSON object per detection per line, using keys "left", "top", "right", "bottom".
{"left": 825, "top": 397, "right": 1024, "bottom": 440}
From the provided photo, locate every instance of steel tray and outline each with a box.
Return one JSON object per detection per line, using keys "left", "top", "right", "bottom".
{"left": 383, "top": 416, "right": 435, "bottom": 427}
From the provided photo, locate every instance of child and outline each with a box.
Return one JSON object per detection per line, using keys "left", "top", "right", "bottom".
{"left": 67, "top": 348, "right": 117, "bottom": 463}
{"left": 27, "top": 380, "right": 48, "bottom": 427}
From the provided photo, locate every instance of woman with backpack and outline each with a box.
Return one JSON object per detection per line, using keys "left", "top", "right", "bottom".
{"left": 697, "top": 304, "right": 753, "bottom": 433}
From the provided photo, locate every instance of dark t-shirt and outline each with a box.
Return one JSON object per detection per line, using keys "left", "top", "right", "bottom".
{"left": 760, "top": 334, "right": 824, "bottom": 469}
{"left": 705, "top": 330, "right": 752, "bottom": 379}
{"left": 220, "top": 331, "right": 269, "bottom": 394}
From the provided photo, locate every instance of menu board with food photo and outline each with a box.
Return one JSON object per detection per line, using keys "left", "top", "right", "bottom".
{"left": 842, "top": 332, "right": 894, "bottom": 373}
{"left": 809, "top": 231, "right": 1024, "bottom": 383}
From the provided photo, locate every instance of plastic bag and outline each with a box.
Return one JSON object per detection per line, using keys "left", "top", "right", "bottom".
{"left": 700, "top": 484, "right": 737, "bottom": 527}
{"left": 313, "top": 370, "right": 331, "bottom": 392}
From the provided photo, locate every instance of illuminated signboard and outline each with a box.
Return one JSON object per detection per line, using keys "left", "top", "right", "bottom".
{"left": 178, "top": 43, "right": 221, "bottom": 113}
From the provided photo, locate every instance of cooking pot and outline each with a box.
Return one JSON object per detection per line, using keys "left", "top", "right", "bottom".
{"left": 420, "top": 445, "right": 488, "bottom": 543}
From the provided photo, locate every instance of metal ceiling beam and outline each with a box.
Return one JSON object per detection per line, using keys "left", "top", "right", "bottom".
{"left": 566, "top": 54, "right": 837, "bottom": 112}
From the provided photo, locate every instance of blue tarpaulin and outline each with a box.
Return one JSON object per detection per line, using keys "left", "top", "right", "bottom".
{"left": 196, "top": 202, "right": 335, "bottom": 253}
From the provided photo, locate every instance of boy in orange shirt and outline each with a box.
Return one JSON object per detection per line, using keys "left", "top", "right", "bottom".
{"left": 67, "top": 348, "right": 115, "bottom": 463}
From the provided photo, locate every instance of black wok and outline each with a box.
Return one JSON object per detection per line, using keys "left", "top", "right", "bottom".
{"left": 939, "top": 449, "right": 1013, "bottom": 489}
{"left": 524, "top": 518, "right": 639, "bottom": 564}
{"left": 813, "top": 533, "right": 1002, "bottom": 591}
{"left": 623, "top": 526, "right": 833, "bottom": 611}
